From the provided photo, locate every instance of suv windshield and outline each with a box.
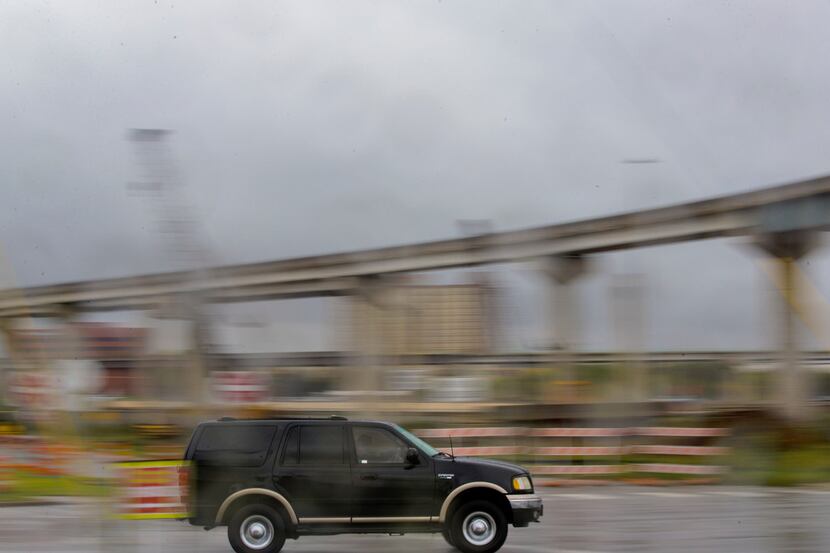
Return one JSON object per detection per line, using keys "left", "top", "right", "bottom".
{"left": 393, "top": 424, "right": 439, "bottom": 457}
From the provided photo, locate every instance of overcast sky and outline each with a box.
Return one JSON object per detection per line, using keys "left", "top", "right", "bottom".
{"left": 3, "top": 1, "right": 830, "bottom": 351}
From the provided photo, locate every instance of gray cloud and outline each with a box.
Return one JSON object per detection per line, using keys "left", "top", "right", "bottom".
{"left": 2, "top": 1, "right": 830, "bottom": 350}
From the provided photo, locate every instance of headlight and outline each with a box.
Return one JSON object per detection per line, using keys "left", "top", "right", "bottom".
{"left": 512, "top": 475, "right": 532, "bottom": 491}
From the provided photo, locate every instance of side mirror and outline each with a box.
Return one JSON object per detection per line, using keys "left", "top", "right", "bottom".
{"left": 405, "top": 447, "right": 420, "bottom": 466}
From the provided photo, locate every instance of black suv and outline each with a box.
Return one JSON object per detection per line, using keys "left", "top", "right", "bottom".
{"left": 183, "top": 417, "right": 542, "bottom": 553}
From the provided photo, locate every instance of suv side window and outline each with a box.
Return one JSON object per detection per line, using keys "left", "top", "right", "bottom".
{"left": 194, "top": 424, "right": 276, "bottom": 467}
{"left": 352, "top": 426, "right": 408, "bottom": 464}
{"left": 198, "top": 425, "right": 276, "bottom": 452}
{"left": 282, "top": 425, "right": 344, "bottom": 465}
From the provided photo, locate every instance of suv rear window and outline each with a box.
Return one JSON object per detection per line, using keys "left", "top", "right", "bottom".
{"left": 194, "top": 424, "right": 276, "bottom": 466}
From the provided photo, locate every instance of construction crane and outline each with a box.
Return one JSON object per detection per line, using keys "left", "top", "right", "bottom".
{"left": 128, "top": 129, "right": 215, "bottom": 402}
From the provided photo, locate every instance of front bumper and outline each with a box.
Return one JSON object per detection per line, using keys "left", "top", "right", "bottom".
{"left": 507, "top": 494, "right": 543, "bottom": 525}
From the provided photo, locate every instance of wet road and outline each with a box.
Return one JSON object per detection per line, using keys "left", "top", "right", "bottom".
{"left": 2, "top": 487, "right": 830, "bottom": 552}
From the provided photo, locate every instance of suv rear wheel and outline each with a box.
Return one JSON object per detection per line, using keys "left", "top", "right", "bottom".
{"left": 449, "top": 500, "right": 508, "bottom": 553}
{"left": 228, "top": 504, "right": 286, "bottom": 553}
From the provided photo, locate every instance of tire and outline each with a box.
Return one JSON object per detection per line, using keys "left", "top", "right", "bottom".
{"left": 442, "top": 527, "right": 457, "bottom": 548}
{"left": 449, "top": 500, "right": 508, "bottom": 553}
{"left": 227, "top": 504, "right": 286, "bottom": 553}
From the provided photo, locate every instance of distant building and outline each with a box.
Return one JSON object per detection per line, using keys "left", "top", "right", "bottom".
{"left": 5, "top": 323, "right": 146, "bottom": 396}
{"left": 342, "top": 276, "right": 501, "bottom": 356}
{"left": 6, "top": 323, "right": 146, "bottom": 360}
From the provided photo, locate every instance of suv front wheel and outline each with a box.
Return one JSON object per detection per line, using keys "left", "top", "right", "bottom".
{"left": 442, "top": 527, "right": 456, "bottom": 548}
{"left": 228, "top": 503, "right": 287, "bottom": 553}
{"left": 449, "top": 500, "right": 508, "bottom": 553}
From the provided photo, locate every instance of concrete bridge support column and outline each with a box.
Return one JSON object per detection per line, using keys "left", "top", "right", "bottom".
{"left": 42, "top": 304, "right": 90, "bottom": 439}
{"left": 541, "top": 254, "right": 590, "bottom": 351}
{"left": 756, "top": 230, "right": 819, "bottom": 421}
{"left": 347, "top": 276, "right": 392, "bottom": 396}
{"left": 54, "top": 304, "right": 115, "bottom": 417}
{"left": 186, "top": 303, "right": 213, "bottom": 405}
{"left": 56, "top": 303, "right": 83, "bottom": 356}
{"left": 540, "top": 255, "right": 590, "bottom": 401}
{"left": 146, "top": 296, "right": 210, "bottom": 404}
{"left": 609, "top": 274, "right": 648, "bottom": 403}
{"left": 0, "top": 316, "right": 60, "bottom": 425}
{"left": 0, "top": 318, "right": 18, "bottom": 404}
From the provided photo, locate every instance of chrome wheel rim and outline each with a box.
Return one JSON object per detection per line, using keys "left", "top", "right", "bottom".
{"left": 240, "top": 514, "right": 274, "bottom": 550}
{"left": 462, "top": 511, "right": 496, "bottom": 546}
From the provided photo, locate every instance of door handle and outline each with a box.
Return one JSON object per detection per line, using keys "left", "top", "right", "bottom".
{"left": 360, "top": 473, "right": 379, "bottom": 481}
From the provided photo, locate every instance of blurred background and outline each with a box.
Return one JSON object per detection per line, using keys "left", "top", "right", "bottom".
{"left": 3, "top": 1, "right": 830, "bottom": 551}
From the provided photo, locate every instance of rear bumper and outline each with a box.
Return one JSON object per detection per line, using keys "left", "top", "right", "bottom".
{"left": 507, "top": 494, "right": 543, "bottom": 525}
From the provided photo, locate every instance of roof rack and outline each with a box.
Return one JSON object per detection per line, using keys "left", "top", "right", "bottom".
{"left": 266, "top": 415, "right": 348, "bottom": 421}
{"left": 215, "top": 415, "right": 348, "bottom": 422}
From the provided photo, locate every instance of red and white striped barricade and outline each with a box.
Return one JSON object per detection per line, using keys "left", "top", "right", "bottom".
{"left": 633, "top": 463, "right": 728, "bottom": 475}
{"left": 0, "top": 456, "right": 13, "bottom": 492}
{"left": 416, "top": 426, "right": 730, "bottom": 479}
{"left": 114, "top": 460, "right": 191, "bottom": 519}
{"left": 6, "top": 371, "right": 53, "bottom": 409}
{"left": 212, "top": 371, "right": 269, "bottom": 403}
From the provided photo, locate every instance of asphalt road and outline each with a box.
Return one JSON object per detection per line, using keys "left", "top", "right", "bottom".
{"left": 2, "top": 487, "right": 830, "bottom": 552}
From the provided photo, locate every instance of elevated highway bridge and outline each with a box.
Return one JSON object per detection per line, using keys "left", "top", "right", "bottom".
{"left": 0, "top": 174, "right": 829, "bottom": 316}
{"left": 3, "top": 174, "right": 830, "bottom": 418}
